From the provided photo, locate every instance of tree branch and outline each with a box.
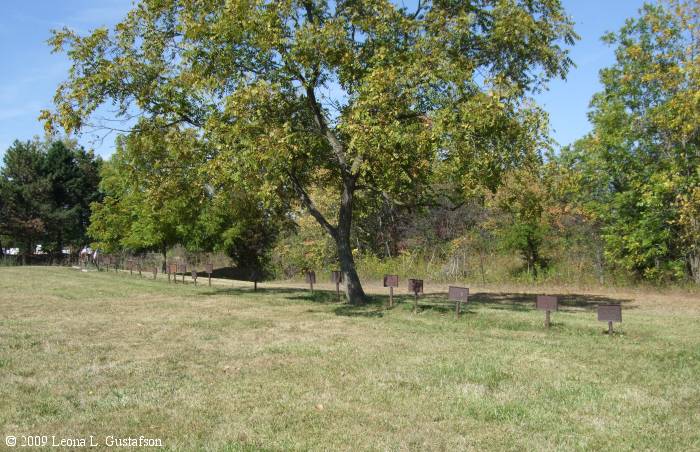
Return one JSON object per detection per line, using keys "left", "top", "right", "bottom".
{"left": 287, "top": 171, "right": 338, "bottom": 238}
{"left": 304, "top": 85, "right": 351, "bottom": 175}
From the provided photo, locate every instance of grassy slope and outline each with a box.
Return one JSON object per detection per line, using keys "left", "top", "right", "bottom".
{"left": 0, "top": 267, "right": 699, "bottom": 451}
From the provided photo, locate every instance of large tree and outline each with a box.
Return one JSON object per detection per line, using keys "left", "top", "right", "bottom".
{"left": 44, "top": 0, "right": 576, "bottom": 303}
{"left": 0, "top": 139, "right": 101, "bottom": 258}
{"left": 0, "top": 141, "right": 49, "bottom": 257}
{"left": 42, "top": 141, "right": 102, "bottom": 254}
{"left": 88, "top": 124, "right": 205, "bottom": 268}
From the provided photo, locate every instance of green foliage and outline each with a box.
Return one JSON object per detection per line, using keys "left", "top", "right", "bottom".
{"left": 88, "top": 123, "right": 286, "bottom": 279}
{"left": 0, "top": 139, "right": 101, "bottom": 255}
{"left": 88, "top": 124, "right": 205, "bottom": 255}
{"left": 44, "top": 0, "right": 577, "bottom": 302}
{"left": 563, "top": 1, "right": 700, "bottom": 283}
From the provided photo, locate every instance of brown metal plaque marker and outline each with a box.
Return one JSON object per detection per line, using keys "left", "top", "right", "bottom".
{"left": 536, "top": 295, "right": 558, "bottom": 328}
{"left": 179, "top": 264, "right": 187, "bottom": 283}
{"left": 408, "top": 279, "right": 423, "bottom": 312}
{"left": 205, "top": 263, "right": 213, "bottom": 286}
{"left": 305, "top": 270, "right": 316, "bottom": 293}
{"left": 169, "top": 263, "right": 178, "bottom": 283}
{"left": 598, "top": 304, "right": 622, "bottom": 334}
{"left": 331, "top": 271, "right": 343, "bottom": 301}
{"left": 448, "top": 286, "right": 469, "bottom": 318}
{"left": 383, "top": 275, "right": 399, "bottom": 307}
{"left": 383, "top": 275, "right": 399, "bottom": 287}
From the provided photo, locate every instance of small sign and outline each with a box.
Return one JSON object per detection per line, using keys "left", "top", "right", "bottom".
{"left": 536, "top": 295, "right": 558, "bottom": 312}
{"left": 448, "top": 286, "right": 469, "bottom": 302}
{"left": 331, "top": 270, "right": 343, "bottom": 284}
{"left": 408, "top": 279, "right": 423, "bottom": 294}
{"left": 191, "top": 270, "right": 198, "bottom": 284}
{"left": 205, "top": 263, "right": 213, "bottom": 274}
{"left": 598, "top": 304, "right": 622, "bottom": 322}
{"left": 179, "top": 263, "right": 187, "bottom": 274}
{"left": 305, "top": 271, "right": 316, "bottom": 284}
{"left": 383, "top": 275, "right": 399, "bottom": 288}
{"left": 152, "top": 266, "right": 158, "bottom": 278}
{"left": 169, "top": 263, "right": 178, "bottom": 275}
{"left": 449, "top": 286, "right": 469, "bottom": 318}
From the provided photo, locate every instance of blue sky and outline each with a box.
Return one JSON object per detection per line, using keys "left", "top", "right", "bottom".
{"left": 0, "top": 0, "right": 647, "bottom": 160}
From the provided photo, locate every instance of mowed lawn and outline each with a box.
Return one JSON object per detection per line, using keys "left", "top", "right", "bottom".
{"left": 1, "top": 267, "right": 699, "bottom": 451}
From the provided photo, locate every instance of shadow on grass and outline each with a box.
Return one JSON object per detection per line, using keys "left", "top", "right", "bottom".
{"left": 193, "top": 285, "right": 346, "bottom": 305}
{"left": 469, "top": 292, "right": 634, "bottom": 312}
{"left": 188, "top": 283, "right": 635, "bottom": 317}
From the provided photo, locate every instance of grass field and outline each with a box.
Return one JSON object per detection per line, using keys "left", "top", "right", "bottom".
{"left": 1, "top": 267, "right": 699, "bottom": 451}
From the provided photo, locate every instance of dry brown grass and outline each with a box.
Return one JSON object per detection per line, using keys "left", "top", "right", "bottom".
{"left": 1, "top": 267, "right": 699, "bottom": 451}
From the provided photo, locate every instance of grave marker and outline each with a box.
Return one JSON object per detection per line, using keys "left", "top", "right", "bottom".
{"left": 169, "top": 263, "right": 178, "bottom": 283}
{"left": 179, "top": 263, "right": 187, "bottom": 283}
{"left": 448, "top": 286, "right": 469, "bottom": 318}
{"left": 536, "top": 295, "right": 558, "bottom": 328}
{"left": 408, "top": 278, "right": 423, "bottom": 312}
{"left": 331, "top": 271, "right": 343, "bottom": 301}
{"left": 205, "top": 263, "right": 213, "bottom": 286}
{"left": 598, "top": 304, "right": 622, "bottom": 335}
{"left": 383, "top": 275, "right": 399, "bottom": 306}
{"left": 305, "top": 270, "right": 316, "bottom": 293}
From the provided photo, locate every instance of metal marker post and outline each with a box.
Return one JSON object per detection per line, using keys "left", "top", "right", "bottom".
{"left": 536, "top": 296, "right": 558, "bottom": 329}
{"left": 449, "top": 287, "right": 469, "bottom": 319}
{"left": 409, "top": 279, "right": 423, "bottom": 313}
{"left": 331, "top": 271, "right": 342, "bottom": 302}
{"left": 597, "top": 304, "right": 622, "bottom": 336}
{"left": 306, "top": 271, "right": 316, "bottom": 294}
{"left": 384, "top": 275, "right": 399, "bottom": 307}
{"left": 205, "top": 263, "right": 213, "bottom": 286}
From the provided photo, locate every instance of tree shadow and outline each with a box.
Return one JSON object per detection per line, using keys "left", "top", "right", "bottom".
{"left": 193, "top": 285, "right": 347, "bottom": 305}
{"left": 189, "top": 283, "right": 636, "bottom": 318}
{"left": 468, "top": 291, "right": 635, "bottom": 312}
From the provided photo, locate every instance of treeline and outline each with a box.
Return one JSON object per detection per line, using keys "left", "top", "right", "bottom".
{"left": 2, "top": 1, "right": 697, "bottom": 292}
{"left": 0, "top": 139, "right": 101, "bottom": 260}
{"left": 266, "top": 2, "right": 700, "bottom": 286}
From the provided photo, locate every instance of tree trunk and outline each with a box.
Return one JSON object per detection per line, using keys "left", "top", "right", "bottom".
{"left": 161, "top": 246, "right": 167, "bottom": 273}
{"left": 690, "top": 252, "right": 700, "bottom": 285}
{"left": 337, "top": 179, "right": 366, "bottom": 305}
